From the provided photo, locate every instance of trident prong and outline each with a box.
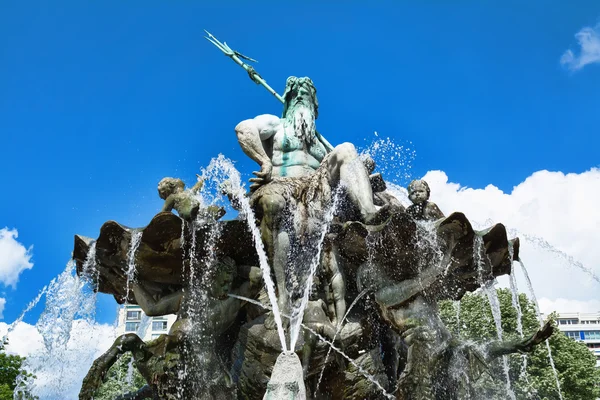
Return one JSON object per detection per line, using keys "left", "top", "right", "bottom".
{"left": 204, "top": 30, "right": 258, "bottom": 63}
{"left": 204, "top": 30, "right": 284, "bottom": 103}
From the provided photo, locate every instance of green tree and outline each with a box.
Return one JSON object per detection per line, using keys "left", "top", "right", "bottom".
{"left": 93, "top": 353, "right": 147, "bottom": 400}
{"left": 0, "top": 340, "right": 37, "bottom": 400}
{"left": 439, "top": 289, "right": 600, "bottom": 399}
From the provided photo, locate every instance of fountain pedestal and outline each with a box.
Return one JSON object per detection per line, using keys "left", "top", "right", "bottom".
{"left": 263, "top": 352, "right": 306, "bottom": 400}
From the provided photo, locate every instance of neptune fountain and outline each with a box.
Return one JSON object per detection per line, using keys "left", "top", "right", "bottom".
{"left": 73, "top": 33, "right": 553, "bottom": 400}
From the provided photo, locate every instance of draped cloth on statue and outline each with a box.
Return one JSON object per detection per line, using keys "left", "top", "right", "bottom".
{"left": 249, "top": 153, "right": 333, "bottom": 238}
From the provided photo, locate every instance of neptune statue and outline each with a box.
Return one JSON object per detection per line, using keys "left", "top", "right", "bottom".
{"left": 73, "top": 32, "right": 556, "bottom": 400}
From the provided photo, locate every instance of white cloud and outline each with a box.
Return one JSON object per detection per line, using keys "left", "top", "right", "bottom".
{"left": 416, "top": 168, "right": 600, "bottom": 311}
{"left": 0, "top": 298, "right": 6, "bottom": 319}
{"left": 0, "top": 228, "right": 34, "bottom": 288}
{"left": 0, "top": 320, "right": 117, "bottom": 399}
{"left": 560, "top": 22, "right": 600, "bottom": 71}
{"left": 538, "top": 297, "right": 600, "bottom": 315}
{"left": 0, "top": 321, "right": 45, "bottom": 356}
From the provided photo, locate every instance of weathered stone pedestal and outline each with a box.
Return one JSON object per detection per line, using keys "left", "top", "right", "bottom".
{"left": 263, "top": 352, "right": 306, "bottom": 400}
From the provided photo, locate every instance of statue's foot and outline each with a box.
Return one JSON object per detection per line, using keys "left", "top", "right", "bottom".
{"left": 363, "top": 204, "right": 392, "bottom": 226}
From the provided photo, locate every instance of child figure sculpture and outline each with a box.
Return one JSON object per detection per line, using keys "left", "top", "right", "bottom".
{"left": 158, "top": 175, "right": 225, "bottom": 222}
{"left": 406, "top": 179, "right": 445, "bottom": 221}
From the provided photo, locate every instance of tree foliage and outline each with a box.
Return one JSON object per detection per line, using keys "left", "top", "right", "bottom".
{"left": 93, "top": 353, "right": 146, "bottom": 400}
{"left": 0, "top": 340, "right": 37, "bottom": 400}
{"left": 439, "top": 289, "right": 600, "bottom": 399}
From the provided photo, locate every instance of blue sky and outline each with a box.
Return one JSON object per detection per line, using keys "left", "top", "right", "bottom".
{"left": 1, "top": 2, "right": 599, "bottom": 326}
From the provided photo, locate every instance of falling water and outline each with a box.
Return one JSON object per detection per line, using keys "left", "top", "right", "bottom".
{"left": 79, "top": 242, "right": 100, "bottom": 322}
{"left": 20, "top": 257, "right": 114, "bottom": 398}
{"left": 315, "top": 289, "right": 370, "bottom": 392}
{"left": 511, "top": 230, "right": 600, "bottom": 284}
{"left": 187, "top": 219, "right": 223, "bottom": 393}
{"left": 229, "top": 294, "right": 395, "bottom": 400}
{"left": 36, "top": 261, "right": 93, "bottom": 351}
{"left": 507, "top": 246, "right": 524, "bottom": 338}
{"left": 81, "top": 241, "right": 97, "bottom": 278}
{"left": 1, "top": 285, "right": 47, "bottom": 344}
{"left": 13, "top": 370, "right": 36, "bottom": 398}
{"left": 415, "top": 220, "right": 446, "bottom": 277}
{"left": 167, "top": 162, "right": 233, "bottom": 396}
{"left": 289, "top": 188, "right": 342, "bottom": 351}
{"left": 9, "top": 245, "right": 104, "bottom": 398}
{"left": 484, "top": 283, "right": 516, "bottom": 400}
{"left": 473, "top": 236, "right": 516, "bottom": 400}
{"left": 296, "top": 319, "right": 395, "bottom": 400}
{"left": 200, "top": 154, "right": 287, "bottom": 351}
{"left": 519, "top": 260, "right": 564, "bottom": 400}
{"left": 125, "top": 356, "right": 136, "bottom": 385}
{"left": 135, "top": 313, "right": 151, "bottom": 341}
{"left": 454, "top": 301, "right": 461, "bottom": 335}
{"left": 358, "top": 135, "right": 416, "bottom": 186}
{"left": 180, "top": 211, "right": 187, "bottom": 259}
{"left": 124, "top": 230, "right": 143, "bottom": 301}
{"left": 507, "top": 244, "right": 529, "bottom": 380}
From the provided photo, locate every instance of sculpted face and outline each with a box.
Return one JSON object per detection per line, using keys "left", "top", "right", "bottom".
{"left": 282, "top": 77, "right": 319, "bottom": 144}
{"left": 408, "top": 180, "right": 430, "bottom": 204}
{"left": 211, "top": 259, "right": 236, "bottom": 299}
{"left": 158, "top": 177, "right": 185, "bottom": 200}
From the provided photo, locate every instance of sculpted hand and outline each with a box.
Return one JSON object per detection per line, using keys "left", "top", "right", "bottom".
{"left": 249, "top": 162, "right": 272, "bottom": 191}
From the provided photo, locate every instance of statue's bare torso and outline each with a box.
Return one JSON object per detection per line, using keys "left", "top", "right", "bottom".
{"left": 253, "top": 114, "right": 329, "bottom": 179}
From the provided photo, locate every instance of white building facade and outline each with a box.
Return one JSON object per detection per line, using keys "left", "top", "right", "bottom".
{"left": 116, "top": 304, "right": 177, "bottom": 341}
{"left": 554, "top": 312, "right": 600, "bottom": 368}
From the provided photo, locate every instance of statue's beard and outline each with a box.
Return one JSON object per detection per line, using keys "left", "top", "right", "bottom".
{"left": 288, "top": 103, "right": 316, "bottom": 146}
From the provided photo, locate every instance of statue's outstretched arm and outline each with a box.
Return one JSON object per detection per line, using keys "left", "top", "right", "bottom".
{"left": 133, "top": 282, "right": 183, "bottom": 316}
{"left": 487, "top": 320, "right": 554, "bottom": 359}
{"left": 374, "top": 264, "right": 445, "bottom": 308}
{"left": 190, "top": 174, "right": 204, "bottom": 194}
{"left": 161, "top": 195, "right": 175, "bottom": 213}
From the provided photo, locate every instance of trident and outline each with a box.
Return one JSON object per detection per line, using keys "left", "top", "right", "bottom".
{"left": 204, "top": 30, "right": 335, "bottom": 152}
{"left": 204, "top": 30, "right": 285, "bottom": 104}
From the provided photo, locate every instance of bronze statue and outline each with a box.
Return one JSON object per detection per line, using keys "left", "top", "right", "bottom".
{"left": 406, "top": 179, "right": 445, "bottom": 221}
{"left": 158, "top": 175, "right": 225, "bottom": 222}
{"left": 72, "top": 34, "right": 556, "bottom": 398}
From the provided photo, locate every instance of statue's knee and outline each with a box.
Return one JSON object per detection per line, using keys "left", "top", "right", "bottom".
{"left": 334, "top": 142, "right": 358, "bottom": 161}
{"left": 259, "top": 194, "right": 286, "bottom": 216}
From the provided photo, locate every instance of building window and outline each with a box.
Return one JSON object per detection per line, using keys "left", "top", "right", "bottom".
{"left": 126, "top": 310, "right": 141, "bottom": 320}
{"left": 558, "top": 319, "right": 579, "bottom": 325}
{"left": 152, "top": 321, "right": 168, "bottom": 331}
{"left": 125, "top": 322, "right": 140, "bottom": 332}
{"left": 565, "top": 331, "right": 580, "bottom": 340}
{"left": 582, "top": 331, "right": 600, "bottom": 340}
